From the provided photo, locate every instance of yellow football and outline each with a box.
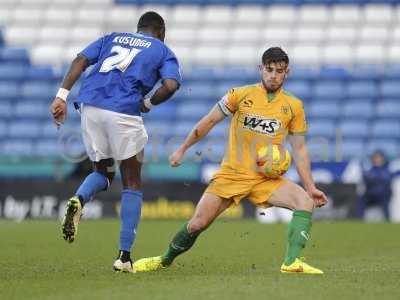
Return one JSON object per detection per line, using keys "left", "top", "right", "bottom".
{"left": 256, "top": 144, "right": 291, "bottom": 178}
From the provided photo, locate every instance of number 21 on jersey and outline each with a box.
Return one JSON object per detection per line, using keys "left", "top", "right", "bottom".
{"left": 100, "top": 46, "right": 141, "bottom": 73}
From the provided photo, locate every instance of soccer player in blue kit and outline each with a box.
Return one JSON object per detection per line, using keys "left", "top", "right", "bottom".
{"left": 50, "top": 12, "right": 181, "bottom": 273}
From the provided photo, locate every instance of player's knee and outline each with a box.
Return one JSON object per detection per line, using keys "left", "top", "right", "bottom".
{"left": 292, "top": 190, "right": 314, "bottom": 212}
{"left": 187, "top": 217, "right": 209, "bottom": 234}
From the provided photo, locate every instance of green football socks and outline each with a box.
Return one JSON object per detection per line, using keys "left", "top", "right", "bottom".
{"left": 283, "top": 210, "right": 312, "bottom": 266}
{"left": 161, "top": 222, "right": 200, "bottom": 266}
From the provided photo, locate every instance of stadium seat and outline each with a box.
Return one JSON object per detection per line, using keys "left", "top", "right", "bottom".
{"left": 326, "top": 25, "right": 357, "bottom": 43}
{"left": 183, "top": 82, "right": 217, "bottom": 100}
{"left": 0, "top": 81, "right": 19, "bottom": 99}
{"left": 203, "top": 6, "right": 233, "bottom": 24}
{"left": 173, "top": 120, "right": 198, "bottom": 136}
{"left": 340, "top": 139, "right": 365, "bottom": 160}
{"left": 342, "top": 100, "right": 373, "bottom": 119}
{"left": 284, "top": 80, "right": 312, "bottom": 100}
{"left": 193, "top": 46, "right": 224, "bottom": 65}
{"left": 170, "top": 5, "right": 202, "bottom": 25}
{"left": 346, "top": 81, "right": 379, "bottom": 98}
{"left": 376, "top": 100, "right": 400, "bottom": 118}
{"left": 0, "top": 101, "right": 13, "bottom": 119}
{"left": 13, "top": 8, "right": 44, "bottom": 25}
{"left": 291, "top": 45, "right": 321, "bottom": 65}
{"left": 355, "top": 45, "right": 385, "bottom": 64}
{"left": 307, "top": 119, "right": 336, "bottom": 139}
{"left": 318, "top": 66, "right": 349, "bottom": 80}
{"left": 41, "top": 122, "right": 59, "bottom": 138}
{"left": 380, "top": 81, "right": 400, "bottom": 98}
{"left": 168, "top": 28, "right": 197, "bottom": 45}
{"left": 225, "top": 46, "right": 258, "bottom": 65}
{"left": 143, "top": 120, "right": 174, "bottom": 140}
{"left": 231, "top": 27, "right": 262, "bottom": 44}
{"left": 367, "top": 139, "right": 399, "bottom": 158}
{"left": 0, "top": 63, "right": 28, "bottom": 81}
{"left": 338, "top": 120, "right": 369, "bottom": 139}
{"left": 312, "top": 81, "right": 345, "bottom": 100}
{"left": 8, "top": 121, "right": 41, "bottom": 138}
{"left": 360, "top": 26, "right": 389, "bottom": 43}
{"left": 321, "top": 44, "right": 353, "bottom": 65}
{"left": 309, "top": 101, "right": 340, "bottom": 118}
{"left": 176, "top": 101, "right": 213, "bottom": 120}
{"left": 0, "top": 47, "right": 29, "bottom": 64}
{"left": 14, "top": 102, "right": 48, "bottom": 119}
{"left": 185, "top": 66, "right": 217, "bottom": 82}
{"left": 234, "top": 5, "right": 265, "bottom": 25}
{"left": 294, "top": 26, "right": 325, "bottom": 43}
{"left": 21, "top": 81, "right": 56, "bottom": 101}
{"left": 34, "top": 139, "right": 60, "bottom": 156}
{"left": 38, "top": 27, "right": 70, "bottom": 44}
{"left": 351, "top": 65, "right": 383, "bottom": 80}
{"left": 31, "top": 45, "right": 64, "bottom": 66}
{"left": 4, "top": 26, "right": 37, "bottom": 46}
{"left": 0, "top": 121, "right": 7, "bottom": 138}
{"left": 198, "top": 27, "right": 229, "bottom": 45}
{"left": 1, "top": 139, "right": 34, "bottom": 156}
{"left": 263, "top": 26, "right": 292, "bottom": 44}
{"left": 331, "top": 5, "right": 361, "bottom": 24}
{"left": 364, "top": 4, "right": 393, "bottom": 24}
{"left": 146, "top": 103, "right": 177, "bottom": 121}
{"left": 371, "top": 120, "right": 400, "bottom": 138}
{"left": 265, "top": 5, "right": 297, "bottom": 23}
{"left": 44, "top": 8, "right": 75, "bottom": 25}
{"left": 383, "top": 65, "right": 400, "bottom": 79}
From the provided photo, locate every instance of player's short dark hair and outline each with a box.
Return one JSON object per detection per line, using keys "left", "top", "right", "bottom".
{"left": 262, "top": 47, "right": 289, "bottom": 66}
{"left": 137, "top": 11, "right": 165, "bottom": 30}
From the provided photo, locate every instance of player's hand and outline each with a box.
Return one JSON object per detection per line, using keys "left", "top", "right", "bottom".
{"left": 169, "top": 147, "right": 185, "bottom": 167}
{"left": 140, "top": 101, "right": 150, "bottom": 113}
{"left": 307, "top": 187, "right": 328, "bottom": 208}
{"left": 50, "top": 97, "right": 67, "bottom": 128}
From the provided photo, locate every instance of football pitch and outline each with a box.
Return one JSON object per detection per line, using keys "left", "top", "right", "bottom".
{"left": 0, "top": 220, "right": 399, "bottom": 300}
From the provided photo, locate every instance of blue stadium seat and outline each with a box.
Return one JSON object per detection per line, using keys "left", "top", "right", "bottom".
{"left": 371, "top": 120, "right": 400, "bottom": 138}
{"left": 1, "top": 139, "right": 34, "bottom": 156}
{"left": 319, "top": 66, "right": 349, "bottom": 80}
{"left": 284, "top": 80, "right": 312, "bottom": 100}
{"left": 306, "top": 139, "right": 333, "bottom": 161}
{"left": 312, "top": 81, "right": 345, "bottom": 100}
{"left": 15, "top": 102, "right": 48, "bottom": 119}
{"left": 342, "top": 101, "right": 373, "bottom": 119}
{"left": 338, "top": 120, "right": 369, "bottom": 139}
{"left": 26, "top": 65, "right": 60, "bottom": 81}
{"left": 347, "top": 81, "right": 378, "bottom": 98}
{"left": 21, "top": 81, "right": 56, "bottom": 101}
{"left": 0, "top": 101, "right": 12, "bottom": 119}
{"left": 307, "top": 119, "right": 336, "bottom": 139}
{"left": 0, "top": 47, "right": 29, "bottom": 64}
{"left": 289, "top": 67, "right": 318, "bottom": 81}
{"left": 380, "top": 81, "right": 400, "bottom": 98}
{"left": 351, "top": 65, "right": 383, "bottom": 80}
{"left": 341, "top": 139, "right": 366, "bottom": 160}
{"left": 144, "top": 120, "right": 174, "bottom": 140}
{"left": 376, "top": 100, "right": 400, "bottom": 118}
{"left": 367, "top": 139, "right": 399, "bottom": 158}
{"left": 41, "top": 122, "right": 59, "bottom": 138}
{"left": 176, "top": 101, "right": 212, "bottom": 120}
{"left": 173, "top": 120, "right": 198, "bottom": 136}
{"left": 183, "top": 82, "right": 216, "bottom": 100}
{"left": 0, "top": 81, "right": 19, "bottom": 100}
{"left": 185, "top": 66, "right": 217, "bottom": 82}
{"left": 309, "top": 101, "right": 340, "bottom": 118}
{"left": 0, "top": 121, "right": 7, "bottom": 138}
{"left": 8, "top": 121, "right": 41, "bottom": 138}
{"left": 146, "top": 102, "right": 177, "bottom": 121}
{"left": 34, "top": 139, "right": 60, "bottom": 156}
{"left": 0, "top": 63, "right": 28, "bottom": 81}
{"left": 216, "top": 66, "right": 258, "bottom": 82}
{"left": 383, "top": 65, "right": 400, "bottom": 80}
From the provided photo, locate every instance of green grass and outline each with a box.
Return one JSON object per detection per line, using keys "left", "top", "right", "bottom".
{"left": 0, "top": 220, "right": 399, "bottom": 300}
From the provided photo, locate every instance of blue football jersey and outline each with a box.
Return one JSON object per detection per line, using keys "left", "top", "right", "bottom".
{"left": 76, "top": 32, "right": 181, "bottom": 116}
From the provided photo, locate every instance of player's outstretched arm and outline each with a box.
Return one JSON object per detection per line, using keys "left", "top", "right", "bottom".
{"left": 50, "top": 55, "right": 89, "bottom": 127}
{"left": 169, "top": 104, "right": 226, "bottom": 167}
{"left": 140, "top": 79, "right": 179, "bottom": 113}
{"left": 288, "top": 135, "right": 328, "bottom": 208}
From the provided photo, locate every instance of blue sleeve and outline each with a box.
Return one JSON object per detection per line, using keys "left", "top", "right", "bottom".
{"left": 79, "top": 35, "right": 106, "bottom": 65}
{"left": 159, "top": 47, "right": 182, "bottom": 86}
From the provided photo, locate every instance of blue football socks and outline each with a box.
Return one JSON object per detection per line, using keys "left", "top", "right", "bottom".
{"left": 119, "top": 189, "right": 143, "bottom": 252}
{"left": 76, "top": 171, "right": 108, "bottom": 206}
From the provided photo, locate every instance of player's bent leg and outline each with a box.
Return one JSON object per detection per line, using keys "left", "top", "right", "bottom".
{"left": 133, "top": 193, "right": 232, "bottom": 272}
{"left": 113, "top": 154, "right": 143, "bottom": 273}
{"left": 268, "top": 181, "right": 323, "bottom": 274}
{"left": 62, "top": 159, "right": 114, "bottom": 243}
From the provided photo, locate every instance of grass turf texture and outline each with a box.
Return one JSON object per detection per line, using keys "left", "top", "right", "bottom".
{"left": 0, "top": 220, "right": 399, "bottom": 300}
